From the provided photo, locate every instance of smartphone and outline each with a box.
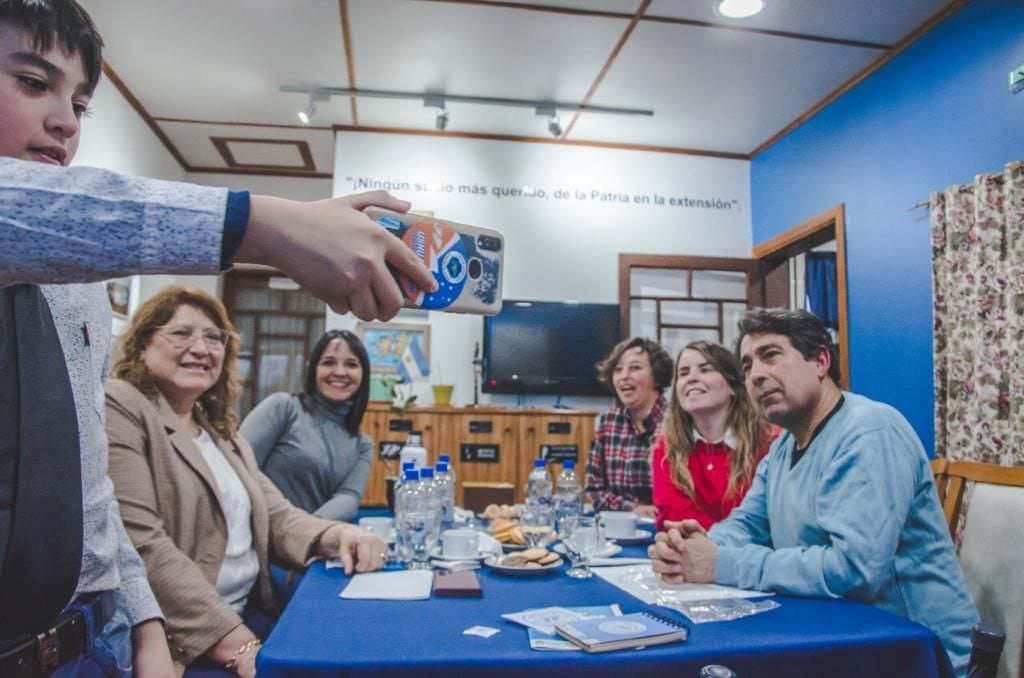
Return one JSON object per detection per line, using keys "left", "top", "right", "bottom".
{"left": 365, "top": 207, "right": 504, "bottom": 316}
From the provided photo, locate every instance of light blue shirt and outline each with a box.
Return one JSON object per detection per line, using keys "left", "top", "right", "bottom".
{"left": 710, "top": 392, "right": 977, "bottom": 675}
{"left": 0, "top": 157, "right": 227, "bottom": 625}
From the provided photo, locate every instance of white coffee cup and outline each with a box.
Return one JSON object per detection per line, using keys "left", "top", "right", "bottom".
{"left": 441, "top": 529, "right": 480, "bottom": 559}
{"left": 358, "top": 516, "right": 395, "bottom": 543}
{"left": 601, "top": 511, "right": 637, "bottom": 539}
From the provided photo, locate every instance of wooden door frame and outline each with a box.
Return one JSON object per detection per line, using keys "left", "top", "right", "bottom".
{"left": 618, "top": 253, "right": 763, "bottom": 343}
{"left": 752, "top": 204, "right": 850, "bottom": 389}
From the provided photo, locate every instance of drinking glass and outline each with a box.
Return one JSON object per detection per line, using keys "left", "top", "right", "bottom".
{"left": 401, "top": 510, "right": 439, "bottom": 569}
{"left": 562, "top": 515, "right": 602, "bottom": 578}
{"left": 520, "top": 506, "right": 554, "bottom": 548}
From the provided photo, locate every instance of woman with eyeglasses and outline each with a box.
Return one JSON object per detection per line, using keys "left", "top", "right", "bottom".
{"left": 239, "top": 330, "right": 372, "bottom": 523}
{"left": 104, "top": 287, "right": 385, "bottom": 677}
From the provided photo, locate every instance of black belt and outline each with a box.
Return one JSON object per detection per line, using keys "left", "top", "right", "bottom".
{"left": 0, "top": 591, "right": 116, "bottom": 677}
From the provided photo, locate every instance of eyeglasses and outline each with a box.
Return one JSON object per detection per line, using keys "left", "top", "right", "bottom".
{"left": 156, "top": 325, "right": 230, "bottom": 351}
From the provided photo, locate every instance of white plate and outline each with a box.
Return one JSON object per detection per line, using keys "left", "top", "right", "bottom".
{"left": 430, "top": 548, "right": 497, "bottom": 561}
{"left": 609, "top": 529, "right": 655, "bottom": 545}
{"left": 429, "top": 551, "right": 489, "bottom": 563}
{"left": 483, "top": 555, "right": 563, "bottom": 576}
{"left": 553, "top": 541, "right": 622, "bottom": 558}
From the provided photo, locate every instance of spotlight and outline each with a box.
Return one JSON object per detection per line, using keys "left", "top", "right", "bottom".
{"left": 435, "top": 108, "right": 449, "bottom": 131}
{"left": 297, "top": 93, "right": 316, "bottom": 124}
{"left": 547, "top": 114, "right": 562, "bottom": 138}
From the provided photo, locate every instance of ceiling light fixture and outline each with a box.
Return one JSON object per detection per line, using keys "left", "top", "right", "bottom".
{"left": 535, "top": 106, "right": 563, "bottom": 138}
{"left": 424, "top": 96, "right": 449, "bottom": 131}
{"left": 297, "top": 95, "right": 315, "bottom": 124}
{"left": 282, "top": 85, "right": 654, "bottom": 132}
{"left": 716, "top": 0, "right": 765, "bottom": 19}
{"left": 547, "top": 114, "right": 563, "bottom": 138}
{"left": 297, "top": 91, "right": 330, "bottom": 124}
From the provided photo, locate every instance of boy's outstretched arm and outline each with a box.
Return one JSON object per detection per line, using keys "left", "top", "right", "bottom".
{"left": 237, "top": 191, "right": 437, "bottom": 321}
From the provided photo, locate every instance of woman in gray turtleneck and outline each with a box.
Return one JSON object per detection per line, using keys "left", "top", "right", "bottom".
{"left": 241, "top": 330, "right": 372, "bottom": 523}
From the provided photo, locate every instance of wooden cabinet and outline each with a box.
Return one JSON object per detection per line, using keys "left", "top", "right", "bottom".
{"left": 359, "top": 404, "right": 597, "bottom": 507}
{"left": 518, "top": 412, "right": 596, "bottom": 501}
{"left": 445, "top": 411, "right": 519, "bottom": 507}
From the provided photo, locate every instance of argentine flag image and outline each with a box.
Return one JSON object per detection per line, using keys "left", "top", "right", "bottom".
{"left": 398, "top": 335, "right": 431, "bottom": 382}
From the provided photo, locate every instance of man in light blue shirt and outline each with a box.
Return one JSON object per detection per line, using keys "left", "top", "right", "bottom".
{"left": 649, "top": 308, "right": 977, "bottom": 674}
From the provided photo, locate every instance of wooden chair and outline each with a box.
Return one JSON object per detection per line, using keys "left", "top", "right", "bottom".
{"left": 935, "top": 460, "right": 1024, "bottom": 678}
{"left": 938, "top": 460, "right": 1024, "bottom": 536}
{"left": 930, "top": 458, "right": 949, "bottom": 506}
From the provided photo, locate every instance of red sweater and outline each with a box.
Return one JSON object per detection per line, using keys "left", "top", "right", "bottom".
{"left": 652, "top": 429, "right": 775, "bottom": 531}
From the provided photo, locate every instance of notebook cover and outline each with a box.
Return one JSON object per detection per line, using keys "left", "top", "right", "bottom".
{"left": 527, "top": 605, "right": 622, "bottom": 651}
{"left": 433, "top": 570, "right": 483, "bottom": 597}
{"left": 554, "top": 611, "right": 687, "bottom": 653}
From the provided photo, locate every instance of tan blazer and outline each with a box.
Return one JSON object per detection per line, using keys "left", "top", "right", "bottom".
{"left": 105, "top": 379, "right": 335, "bottom": 670}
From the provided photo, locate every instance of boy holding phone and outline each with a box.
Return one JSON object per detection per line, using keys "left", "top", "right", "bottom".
{"left": 0, "top": 1, "right": 434, "bottom": 675}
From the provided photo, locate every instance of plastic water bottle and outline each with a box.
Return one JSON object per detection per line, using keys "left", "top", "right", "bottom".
{"left": 393, "top": 461, "right": 416, "bottom": 496}
{"left": 400, "top": 469, "right": 437, "bottom": 568}
{"left": 554, "top": 460, "right": 581, "bottom": 532}
{"left": 438, "top": 453, "right": 456, "bottom": 506}
{"left": 435, "top": 460, "right": 455, "bottom": 531}
{"left": 525, "top": 459, "right": 552, "bottom": 508}
{"left": 399, "top": 431, "right": 428, "bottom": 469}
{"left": 395, "top": 468, "right": 419, "bottom": 563}
{"left": 418, "top": 467, "right": 442, "bottom": 561}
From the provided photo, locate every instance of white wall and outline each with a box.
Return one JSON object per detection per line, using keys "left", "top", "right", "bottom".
{"left": 333, "top": 131, "right": 752, "bottom": 410}
{"left": 186, "top": 173, "right": 332, "bottom": 202}
{"left": 71, "top": 76, "right": 201, "bottom": 332}
{"left": 74, "top": 77, "right": 184, "bottom": 181}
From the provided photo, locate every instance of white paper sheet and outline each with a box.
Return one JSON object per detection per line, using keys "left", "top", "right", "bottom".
{"left": 593, "top": 564, "right": 770, "bottom": 603}
{"left": 339, "top": 570, "right": 434, "bottom": 600}
{"left": 587, "top": 557, "right": 652, "bottom": 567}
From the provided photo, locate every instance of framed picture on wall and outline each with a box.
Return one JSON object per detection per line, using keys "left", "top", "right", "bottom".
{"left": 355, "top": 322, "right": 431, "bottom": 380}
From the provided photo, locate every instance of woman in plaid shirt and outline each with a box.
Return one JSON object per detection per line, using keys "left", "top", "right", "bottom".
{"left": 585, "top": 337, "right": 673, "bottom": 516}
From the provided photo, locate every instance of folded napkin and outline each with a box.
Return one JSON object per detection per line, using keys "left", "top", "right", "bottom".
{"left": 587, "top": 557, "right": 652, "bottom": 567}
{"left": 476, "top": 532, "right": 503, "bottom": 557}
{"left": 339, "top": 570, "right": 434, "bottom": 600}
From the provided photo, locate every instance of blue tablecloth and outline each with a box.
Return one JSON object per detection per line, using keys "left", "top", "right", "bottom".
{"left": 258, "top": 542, "right": 953, "bottom": 678}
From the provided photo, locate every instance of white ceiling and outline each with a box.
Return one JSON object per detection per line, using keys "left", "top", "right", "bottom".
{"left": 78, "top": 0, "right": 955, "bottom": 178}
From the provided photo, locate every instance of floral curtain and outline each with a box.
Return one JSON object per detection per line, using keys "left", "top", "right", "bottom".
{"left": 931, "top": 161, "right": 1024, "bottom": 466}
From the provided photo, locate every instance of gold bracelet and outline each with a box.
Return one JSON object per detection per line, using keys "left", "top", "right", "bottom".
{"left": 224, "top": 639, "right": 262, "bottom": 670}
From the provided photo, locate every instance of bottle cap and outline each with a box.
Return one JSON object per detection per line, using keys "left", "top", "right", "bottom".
{"left": 403, "top": 469, "right": 420, "bottom": 482}
{"left": 971, "top": 623, "right": 1006, "bottom": 654}
{"left": 436, "top": 462, "right": 449, "bottom": 473}
{"left": 534, "top": 459, "right": 547, "bottom": 468}
{"left": 402, "top": 461, "right": 415, "bottom": 470}
{"left": 420, "top": 468, "right": 434, "bottom": 479}
{"left": 562, "top": 460, "right": 575, "bottom": 469}
{"left": 439, "top": 453, "right": 451, "bottom": 463}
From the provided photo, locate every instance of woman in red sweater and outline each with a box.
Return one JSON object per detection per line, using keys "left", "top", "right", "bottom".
{"left": 652, "top": 341, "right": 776, "bottom": 531}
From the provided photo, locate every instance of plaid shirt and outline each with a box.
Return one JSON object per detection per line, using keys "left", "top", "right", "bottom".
{"left": 585, "top": 393, "right": 667, "bottom": 511}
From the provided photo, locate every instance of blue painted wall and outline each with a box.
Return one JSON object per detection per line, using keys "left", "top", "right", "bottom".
{"left": 751, "top": 0, "right": 1024, "bottom": 453}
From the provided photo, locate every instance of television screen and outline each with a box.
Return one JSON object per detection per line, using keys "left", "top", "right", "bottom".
{"left": 482, "top": 300, "right": 622, "bottom": 396}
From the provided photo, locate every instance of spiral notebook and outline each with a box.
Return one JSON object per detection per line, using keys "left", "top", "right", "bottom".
{"left": 553, "top": 611, "right": 688, "bottom": 653}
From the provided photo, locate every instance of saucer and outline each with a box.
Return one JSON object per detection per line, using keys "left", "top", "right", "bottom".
{"left": 483, "top": 555, "right": 563, "bottom": 576}
{"left": 429, "top": 548, "right": 490, "bottom": 563}
{"left": 609, "top": 529, "right": 654, "bottom": 545}
{"left": 553, "top": 541, "right": 622, "bottom": 558}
